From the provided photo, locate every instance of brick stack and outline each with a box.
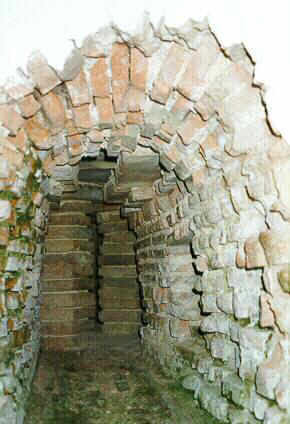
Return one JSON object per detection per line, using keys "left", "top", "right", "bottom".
{"left": 41, "top": 200, "right": 97, "bottom": 351}
{"left": 97, "top": 208, "right": 141, "bottom": 335}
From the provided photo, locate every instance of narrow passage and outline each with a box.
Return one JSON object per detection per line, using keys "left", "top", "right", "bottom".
{"left": 24, "top": 335, "right": 220, "bottom": 424}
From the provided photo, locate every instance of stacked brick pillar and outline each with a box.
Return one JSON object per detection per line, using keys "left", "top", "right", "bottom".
{"left": 97, "top": 208, "right": 141, "bottom": 335}
{"left": 41, "top": 200, "right": 97, "bottom": 351}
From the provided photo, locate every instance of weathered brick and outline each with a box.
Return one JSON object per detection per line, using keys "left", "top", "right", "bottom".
{"left": 111, "top": 43, "right": 129, "bottom": 112}
{"left": 27, "top": 51, "right": 61, "bottom": 94}
{"left": 0, "top": 105, "right": 24, "bottom": 135}
{"left": 90, "top": 58, "right": 111, "bottom": 98}
{"left": 73, "top": 104, "right": 92, "bottom": 129}
{"left": 151, "top": 44, "right": 187, "bottom": 104}
{"left": 66, "top": 70, "right": 90, "bottom": 106}
{"left": 18, "top": 94, "right": 41, "bottom": 118}
{"left": 40, "top": 91, "right": 66, "bottom": 129}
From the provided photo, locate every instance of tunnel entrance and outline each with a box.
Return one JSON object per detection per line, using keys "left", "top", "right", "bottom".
{"left": 40, "top": 155, "right": 143, "bottom": 350}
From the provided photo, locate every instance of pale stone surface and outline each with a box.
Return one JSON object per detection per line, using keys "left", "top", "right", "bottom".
{"left": 27, "top": 50, "right": 61, "bottom": 94}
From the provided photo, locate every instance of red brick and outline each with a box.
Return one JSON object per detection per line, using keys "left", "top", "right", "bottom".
{"left": 0, "top": 105, "right": 24, "bottom": 135}
{"left": 73, "top": 104, "right": 92, "bottom": 129}
{"left": 151, "top": 44, "right": 187, "bottom": 104}
{"left": 90, "top": 58, "right": 110, "bottom": 98}
{"left": 66, "top": 70, "right": 90, "bottom": 106}
{"left": 111, "top": 43, "right": 129, "bottom": 112}
{"left": 18, "top": 94, "right": 41, "bottom": 118}
{"left": 131, "top": 48, "right": 148, "bottom": 91}
{"left": 25, "top": 116, "right": 52, "bottom": 149}
{"left": 27, "top": 51, "right": 61, "bottom": 95}
{"left": 177, "top": 113, "right": 205, "bottom": 145}
{"left": 41, "top": 91, "right": 66, "bottom": 129}
{"left": 95, "top": 97, "right": 113, "bottom": 125}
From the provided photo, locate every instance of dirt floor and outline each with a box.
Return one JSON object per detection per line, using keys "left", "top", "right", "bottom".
{"left": 25, "top": 334, "right": 220, "bottom": 424}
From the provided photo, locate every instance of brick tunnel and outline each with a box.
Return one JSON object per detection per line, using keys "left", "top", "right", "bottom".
{"left": 0, "top": 17, "right": 290, "bottom": 423}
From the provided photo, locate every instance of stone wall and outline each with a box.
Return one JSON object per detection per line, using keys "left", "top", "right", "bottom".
{"left": 41, "top": 199, "right": 97, "bottom": 351}
{"left": 0, "top": 16, "right": 290, "bottom": 423}
{"left": 97, "top": 207, "right": 141, "bottom": 335}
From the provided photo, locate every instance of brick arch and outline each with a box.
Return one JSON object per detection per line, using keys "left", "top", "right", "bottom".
{"left": 1, "top": 18, "right": 290, "bottom": 423}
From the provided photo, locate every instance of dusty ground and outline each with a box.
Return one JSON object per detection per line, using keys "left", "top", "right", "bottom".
{"left": 25, "top": 335, "right": 220, "bottom": 424}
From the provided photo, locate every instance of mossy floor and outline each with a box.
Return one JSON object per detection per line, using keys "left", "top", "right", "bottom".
{"left": 25, "top": 335, "right": 220, "bottom": 424}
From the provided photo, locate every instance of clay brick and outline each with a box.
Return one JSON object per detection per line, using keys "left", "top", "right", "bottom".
{"left": 73, "top": 104, "right": 92, "bottom": 129}
{"left": 98, "top": 221, "right": 128, "bottom": 233}
{"left": 177, "top": 113, "right": 205, "bottom": 145}
{"left": 68, "top": 134, "right": 85, "bottom": 157}
{"left": 90, "top": 58, "right": 110, "bottom": 98}
{"left": 100, "top": 297, "right": 140, "bottom": 310}
{"left": 24, "top": 116, "right": 52, "bottom": 149}
{"left": 100, "top": 310, "right": 141, "bottom": 322}
{"left": 151, "top": 44, "right": 187, "bottom": 104}
{"left": 177, "top": 34, "right": 220, "bottom": 101}
{"left": 66, "top": 70, "right": 90, "bottom": 106}
{"left": 40, "top": 91, "right": 66, "bottom": 129}
{"left": 111, "top": 43, "right": 129, "bottom": 112}
{"left": 99, "top": 265, "right": 137, "bottom": 278}
{"left": 45, "top": 239, "right": 93, "bottom": 253}
{"left": 27, "top": 51, "right": 61, "bottom": 95}
{"left": 42, "top": 278, "right": 95, "bottom": 292}
{"left": 98, "top": 254, "right": 135, "bottom": 266}
{"left": 131, "top": 48, "right": 148, "bottom": 92}
{"left": 244, "top": 237, "right": 267, "bottom": 269}
{"left": 18, "top": 94, "right": 41, "bottom": 118}
{"left": 41, "top": 319, "right": 95, "bottom": 336}
{"left": 8, "top": 129, "right": 29, "bottom": 153}
{"left": 4, "top": 73, "right": 34, "bottom": 100}
{"left": 41, "top": 305, "right": 95, "bottom": 321}
{"left": 41, "top": 335, "right": 81, "bottom": 351}
{"left": 95, "top": 97, "right": 113, "bottom": 126}
{"left": 102, "top": 322, "right": 139, "bottom": 335}
{"left": 46, "top": 225, "right": 94, "bottom": 240}
{"left": 0, "top": 105, "right": 24, "bottom": 135}
{"left": 127, "top": 111, "right": 144, "bottom": 125}
{"left": 42, "top": 292, "right": 95, "bottom": 308}
{"left": 49, "top": 213, "right": 90, "bottom": 226}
